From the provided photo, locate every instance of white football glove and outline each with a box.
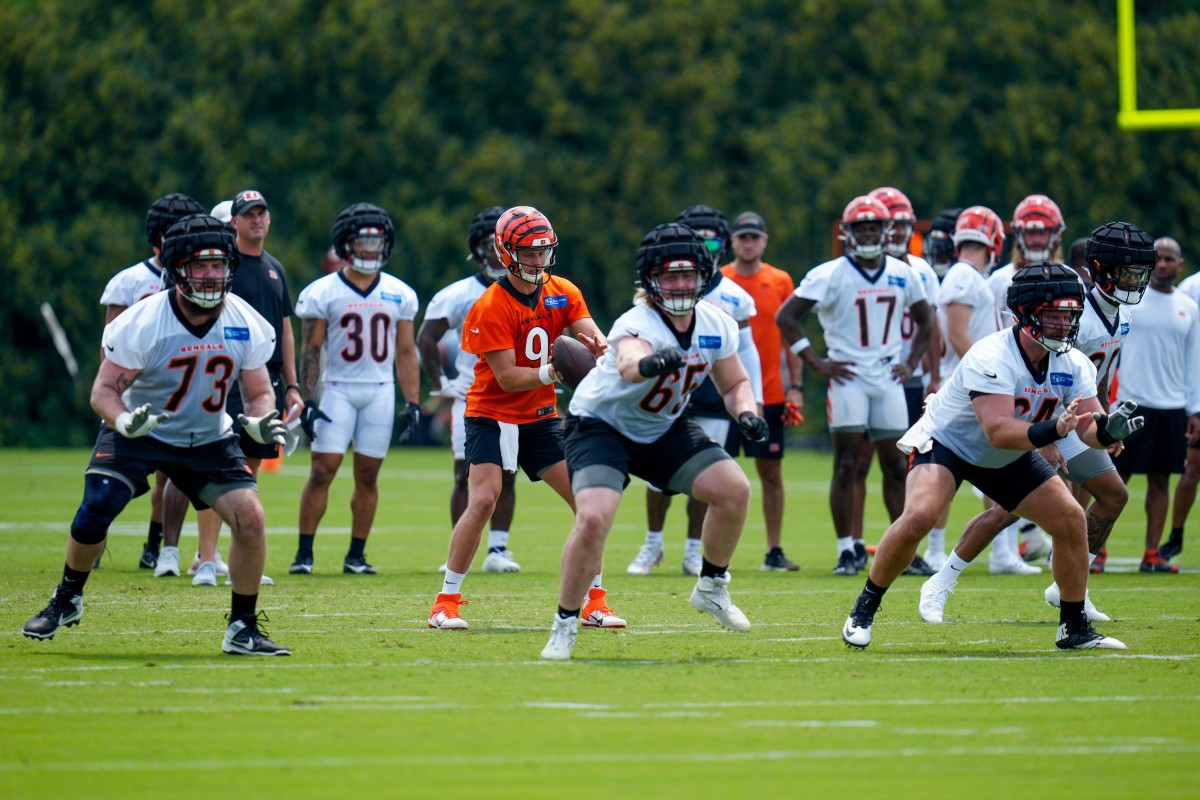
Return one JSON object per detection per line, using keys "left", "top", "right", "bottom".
{"left": 238, "top": 410, "right": 287, "bottom": 446}
{"left": 114, "top": 404, "right": 169, "bottom": 439}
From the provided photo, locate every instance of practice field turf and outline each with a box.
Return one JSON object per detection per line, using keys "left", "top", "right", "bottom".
{"left": 1, "top": 447, "right": 1197, "bottom": 799}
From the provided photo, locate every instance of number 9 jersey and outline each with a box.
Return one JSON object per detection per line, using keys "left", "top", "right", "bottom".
{"left": 101, "top": 291, "right": 276, "bottom": 447}
{"left": 463, "top": 275, "right": 591, "bottom": 424}
{"left": 570, "top": 300, "right": 738, "bottom": 444}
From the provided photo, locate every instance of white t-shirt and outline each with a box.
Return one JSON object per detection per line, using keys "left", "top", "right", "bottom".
{"left": 569, "top": 300, "right": 738, "bottom": 444}
{"left": 923, "top": 327, "right": 1097, "bottom": 468}
{"left": 102, "top": 291, "right": 275, "bottom": 447}
{"left": 295, "top": 271, "right": 419, "bottom": 384}
{"left": 99, "top": 258, "right": 165, "bottom": 308}
{"left": 1116, "top": 286, "right": 1200, "bottom": 414}
{"left": 939, "top": 260, "right": 1000, "bottom": 378}
{"left": 1177, "top": 272, "right": 1200, "bottom": 308}
{"left": 423, "top": 274, "right": 492, "bottom": 400}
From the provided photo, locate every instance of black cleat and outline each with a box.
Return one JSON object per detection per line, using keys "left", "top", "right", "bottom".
{"left": 903, "top": 554, "right": 937, "bottom": 576}
{"left": 289, "top": 550, "right": 313, "bottom": 575}
{"left": 222, "top": 613, "right": 291, "bottom": 656}
{"left": 138, "top": 542, "right": 159, "bottom": 570}
{"left": 1159, "top": 532, "right": 1184, "bottom": 561}
{"left": 343, "top": 554, "right": 377, "bottom": 574}
{"left": 761, "top": 547, "right": 801, "bottom": 572}
{"left": 23, "top": 593, "right": 84, "bottom": 640}
{"left": 1055, "top": 618, "right": 1126, "bottom": 650}
{"left": 833, "top": 549, "right": 858, "bottom": 576}
{"left": 852, "top": 541, "right": 869, "bottom": 571}
{"left": 842, "top": 592, "right": 880, "bottom": 649}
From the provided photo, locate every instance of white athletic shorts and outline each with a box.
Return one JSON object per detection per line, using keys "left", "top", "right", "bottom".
{"left": 827, "top": 366, "right": 909, "bottom": 438}
{"left": 311, "top": 381, "right": 395, "bottom": 459}
{"left": 451, "top": 397, "right": 467, "bottom": 460}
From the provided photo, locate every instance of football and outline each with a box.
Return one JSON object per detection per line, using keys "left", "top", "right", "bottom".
{"left": 551, "top": 335, "right": 596, "bottom": 391}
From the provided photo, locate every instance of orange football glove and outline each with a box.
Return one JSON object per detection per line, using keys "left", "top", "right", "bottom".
{"left": 782, "top": 401, "right": 804, "bottom": 427}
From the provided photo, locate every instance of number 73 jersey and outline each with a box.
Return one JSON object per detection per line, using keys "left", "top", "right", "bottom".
{"left": 101, "top": 291, "right": 276, "bottom": 447}
{"left": 923, "top": 327, "right": 1097, "bottom": 468}
{"left": 569, "top": 301, "right": 738, "bottom": 444}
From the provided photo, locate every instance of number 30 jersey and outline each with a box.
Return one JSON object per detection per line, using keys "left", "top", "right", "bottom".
{"left": 923, "top": 327, "right": 1097, "bottom": 468}
{"left": 463, "top": 275, "right": 590, "bottom": 424}
{"left": 295, "top": 271, "right": 419, "bottom": 384}
{"left": 101, "top": 291, "right": 276, "bottom": 447}
{"left": 570, "top": 300, "right": 738, "bottom": 444}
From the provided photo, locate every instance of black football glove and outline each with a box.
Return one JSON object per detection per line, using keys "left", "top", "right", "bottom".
{"left": 738, "top": 411, "right": 769, "bottom": 443}
{"left": 397, "top": 401, "right": 421, "bottom": 444}
{"left": 638, "top": 347, "right": 685, "bottom": 378}
{"left": 299, "top": 404, "right": 331, "bottom": 441}
{"left": 1093, "top": 400, "right": 1145, "bottom": 446}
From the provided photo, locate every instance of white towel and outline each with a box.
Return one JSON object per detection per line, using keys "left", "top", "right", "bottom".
{"left": 499, "top": 421, "right": 519, "bottom": 474}
{"left": 896, "top": 415, "right": 934, "bottom": 454}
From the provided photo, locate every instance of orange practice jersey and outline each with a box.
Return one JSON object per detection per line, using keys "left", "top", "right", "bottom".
{"left": 462, "top": 275, "right": 590, "bottom": 424}
{"left": 720, "top": 262, "right": 795, "bottom": 405}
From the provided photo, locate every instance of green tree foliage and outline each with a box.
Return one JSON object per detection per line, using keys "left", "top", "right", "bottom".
{"left": 1, "top": 0, "right": 1197, "bottom": 444}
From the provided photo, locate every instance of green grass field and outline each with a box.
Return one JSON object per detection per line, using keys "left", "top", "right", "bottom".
{"left": 1, "top": 447, "right": 1197, "bottom": 799}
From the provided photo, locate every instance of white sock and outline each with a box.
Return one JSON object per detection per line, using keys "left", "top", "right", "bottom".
{"left": 1088, "top": 552, "right": 1097, "bottom": 566}
{"left": 990, "top": 523, "right": 1017, "bottom": 564}
{"left": 487, "top": 530, "right": 509, "bottom": 551}
{"left": 591, "top": 573, "right": 603, "bottom": 589}
{"left": 440, "top": 569, "right": 466, "bottom": 596}
{"left": 936, "top": 552, "right": 971, "bottom": 582}
{"left": 1005, "top": 524, "right": 1020, "bottom": 559}
{"left": 837, "top": 536, "right": 854, "bottom": 555}
{"left": 645, "top": 530, "right": 664, "bottom": 549}
{"left": 684, "top": 538, "right": 702, "bottom": 556}
{"left": 927, "top": 527, "right": 946, "bottom": 554}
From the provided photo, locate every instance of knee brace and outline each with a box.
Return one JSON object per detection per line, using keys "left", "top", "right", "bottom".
{"left": 70, "top": 474, "right": 132, "bottom": 545}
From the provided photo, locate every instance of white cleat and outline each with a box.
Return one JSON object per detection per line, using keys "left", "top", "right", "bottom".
{"left": 989, "top": 557, "right": 1042, "bottom": 576}
{"left": 482, "top": 549, "right": 521, "bottom": 573}
{"left": 1044, "top": 583, "right": 1110, "bottom": 622}
{"left": 189, "top": 548, "right": 230, "bottom": 577}
{"left": 224, "top": 575, "right": 274, "bottom": 586}
{"left": 681, "top": 551, "right": 702, "bottom": 577}
{"left": 689, "top": 573, "right": 750, "bottom": 631}
{"left": 627, "top": 544, "right": 664, "bottom": 576}
{"left": 923, "top": 549, "right": 948, "bottom": 572}
{"left": 1020, "top": 525, "right": 1052, "bottom": 562}
{"left": 918, "top": 577, "right": 956, "bottom": 623}
{"left": 154, "top": 547, "right": 181, "bottom": 577}
{"left": 540, "top": 615, "right": 579, "bottom": 660}
{"left": 191, "top": 561, "right": 218, "bottom": 587}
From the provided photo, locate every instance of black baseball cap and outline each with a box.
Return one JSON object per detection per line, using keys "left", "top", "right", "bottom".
{"left": 731, "top": 211, "right": 767, "bottom": 236}
{"left": 231, "top": 189, "right": 269, "bottom": 216}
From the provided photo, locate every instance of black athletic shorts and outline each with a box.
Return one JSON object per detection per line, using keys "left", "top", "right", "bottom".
{"left": 226, "top": 367, "right": 286, "bottom": 460}
{"left": 463, "top": 416, "right": 565, "bottom": 481}
{"left": 728, "top": 402, "right": 785, "bottom": 460}
{"left": 85, "top": 426, "right": 256, "bottom": 510}
{"left": 912, "top": 439, "right": 1058, "bottom": 513}
{"left": 1113, "top": 406, "right": 1187, "bottom": 475}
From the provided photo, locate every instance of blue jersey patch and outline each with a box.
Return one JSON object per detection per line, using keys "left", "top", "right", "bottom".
{"left": 698, "top": 335, "right": 722, "bottom": 349}
{"left": 716, "top": 292, "right": 740, "bottom": 307}
{"left": 1050, "top": 373, "right": 1073, "bottom": 386}
{"left": 544, "top": 294, "right": 568, "bottom": 309}
{"left": 381, "top": 292, "right": 405, "bottom": 303}
{"left": 223, "top": 327, "right": 250, "bottom": 341}
{"left": 1120, "top": 322, "right": 1130, "bottom": 335}
{"left": 887, "top": 275, "right": 906, "bottom": 288}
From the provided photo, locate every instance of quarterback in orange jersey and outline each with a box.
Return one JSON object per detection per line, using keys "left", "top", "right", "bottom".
{"left": 428, "top": 206, "right": 622, "bottom": 632}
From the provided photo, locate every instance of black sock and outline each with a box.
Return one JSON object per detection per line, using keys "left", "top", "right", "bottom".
{"left": 231, "top": 591, "right": 258, "bottom": 625}
{"left": 864, "top": 577, "right": 888, "bottom": 601}
{"left": 556, "top": 606, "right": 580, "bottom": 621}
{"left": 57, "top": 563, "right": 91, "bottom": 600}
{"left": 146, "top": 520, "right": 163, "bottom": 550}
{"left": 1169, "top": 526, "right": 1184, "bottom": 541}
{"left": 1059, "top": 599, "right": 1085, "bottom": 624}
{"left": 347, "top": 537, "right": 366, "bottom": 558}
{"left": 700, "top": 557, "right": 727, "bottom": 578}
{"left": 297, "top": 534, "right": 315, "bottom": 554}
{"left": 488, "top": 545, "right": 504, "bottom": 554}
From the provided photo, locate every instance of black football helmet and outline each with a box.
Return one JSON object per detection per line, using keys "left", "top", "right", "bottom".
{"left": 1085, "top": 221, "right": 1155, "bottom": 305}
{"left": 333, "top": 203, "right": 395, "bottom": 273}
{"left": 145, "top": 193, "right": 205, "bottom": 251}
{"left": 675, "top": 205, "right": 730, "bottom": 292}
{"left": 160, "top": 214, "right": 239, "bottom": 309}
{"left": 636, "top": 222, "right": 713, "bottom": 316}
{"left": 1007, "top": 262, "right": 1085, "bottom": 353}
{"left": 467, "top": 206, "right": 507, "bottom": 280}
{"left": 924, "top": 207, "right": 963, "bottom": 278}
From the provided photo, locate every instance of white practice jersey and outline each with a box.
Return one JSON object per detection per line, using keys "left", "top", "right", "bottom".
{"left": 1116, "top": 287, "right": 1200, "bottom": 414}
{"left": 702, "top": 274, "right": 757, "bottom": 323}
{"left": 99, "top": 258, "right": 165, "bottom": 308}
{"left": 900, "top": 255, "right": 939, "bottom": 377}
{"left": 939, "top": 260, "right": 1000, "bottom": 378}
{"left": 1178, "top": 272, "right": 1200, "bottom": 308}
{"left": 569, "top": 300, "right": 738, "bottom": 444}
{"left": 924, "top": 327, "right": 1097, "bottom": 468}
{"left": 423, "top": 274, "right": 491, "bottom": 400}
{"left": 796, "top": 255, "right": 926, "bottom": 371}
{"left": 1075, "top": 290, "right": 1132, "bottom": 386}
{"left": 102, "top": 291, "right": 275, "bottom": 447}
{"left": 295, "top": 271, "right": 419, "bottom": 384}
{"left": 988, "top": 263, "right": 1017, "bottom": 325}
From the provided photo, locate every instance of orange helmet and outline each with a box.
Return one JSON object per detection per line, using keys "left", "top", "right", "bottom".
{"left": 1011, "top": 194, "right": 1065, "bottom": 262}
{"left": 494, "top": 206, "right": 557, "bottom": 284}
{"left": 953, "top": 205, "right": 1005, "bottom": 269}
{"left": 869, "top": 187, "right": 916, "bottom": 258}
{"left": 839, "top": 196, "right": 892, "bottom": 261}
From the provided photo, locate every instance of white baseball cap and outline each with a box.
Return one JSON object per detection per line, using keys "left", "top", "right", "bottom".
{"left": 210, "top": 200, "right": 234, "bottom": 223}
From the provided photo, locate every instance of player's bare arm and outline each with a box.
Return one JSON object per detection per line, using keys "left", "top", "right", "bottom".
{"left": 90, "top": 358, "right": 144, "bottom": 427}
{"left": 415, "top": 317, "right": 450, "bottom": 392}
{"left": 299, "top": 318, "right": 327, "bottom": 402}
{"left": 482, "top": 348, "right": 556, "bottom": 393}
{"left": 239, "top": 365, "right": 277, "bottom": 419}
{"left": 945, "top": 302, "right": 975, "bottom": 358}
{"left": 615, "top": 335, "right": 656, "bottom": 383}
{"left": 775, "top": 294, "right": 856, "bottom": 383}
{"left": 897, "top": 299, "right": 934, "bottom": 382}
{"left": 568, "top": 317, "right": 609, "bottom": 359}
{"left": 394, "top": 319, "right": 421, "bottom": 404}
{"left": 280, "top": 315, "right": 304, "bottom": 418}
{"left": 973, "top": 394, "right": 1093, "bottom": 451}
{"left": 710, "top": 354, "right": 756, "bottom": 418}
{"left": 103, "top": 305, "right": 127, "bottom": 326}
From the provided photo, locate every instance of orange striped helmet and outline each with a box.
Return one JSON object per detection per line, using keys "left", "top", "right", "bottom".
{"left": 869, "top": 186, "right": 916, "bottom": 258}
{"left": 953, "top": 205, "right": 1005, "bottom": 269}
{"left": 494, "top": 206, "right": 557, "bottom": 284}
{"left": 1011, "top": 194, "right": 1065, "bottom": 262}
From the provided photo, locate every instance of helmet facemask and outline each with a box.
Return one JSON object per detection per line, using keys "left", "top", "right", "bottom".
{"left": 502, "top": 242, "right": 556, "bottom": 285}
{"left": 1015, "top": 226, "right": 1062, "bottom": 263}
{"left": 648, "top": 262, "right": 705, "bottom": 316}
{"left": 347, "top": 227, "right": 387, "bottom": 273}
{"left": 842, "top": 219, "right": 890, "bottom": 262}
{"left": 1024, "top": 300, "right": 1083, "bottom": 353}
{"left": 1094, "top": 261, "right": 1152, "bottom": 305}
{"left": 883, "top": 220, "right": 912, "bottom": 258}
{"left": 178, "top": 250, "right": 234, "bottom": 309}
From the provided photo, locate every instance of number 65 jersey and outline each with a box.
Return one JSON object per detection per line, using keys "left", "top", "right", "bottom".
{"left": 921, "top": 326, "right": 1097, "bottom": 468}
{"left": 570, "top": 300, "right": 738, "bottom": 444}
{"left": 101, "top": 291, "right": 276, "bottom": 447}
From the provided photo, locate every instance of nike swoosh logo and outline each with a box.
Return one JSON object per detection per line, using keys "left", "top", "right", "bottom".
{"left": 469, "top": 327, "right": 479, "bottom": 334}
{"left": 982, "top": 370, "right": 997, "bottom": 379}
{"left": 106, "top": 344, "right": 115, "bottom": 351}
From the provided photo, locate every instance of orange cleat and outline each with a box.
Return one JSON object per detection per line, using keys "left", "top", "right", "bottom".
{"left": 581, "top": 588, "right": 626, "bottom": 628}
{"left": 429, "top": 592, "right": 469, "bottom": 629}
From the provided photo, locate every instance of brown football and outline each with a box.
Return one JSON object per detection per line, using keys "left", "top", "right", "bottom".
{"left": 552, "top": 335, "right": 596, "bottom": 391}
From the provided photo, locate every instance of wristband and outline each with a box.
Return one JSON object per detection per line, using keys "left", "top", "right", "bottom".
{"left": 789, "top": 337, "right": 811, "bottom": 356}
{"left": 789, "top": 384, "right": 804, "bottom": 393}
{"left": 538, "top": 363, "right": 554, "bottom": 385}
{"left": 1028, "top": 419, "right": 1065, "bottom": 448}
{"left": 1093, "top": 414, "right": 1116, "bottom": 447}
{"left": 285, "top": 383, "right": 301, "bottom": 393}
